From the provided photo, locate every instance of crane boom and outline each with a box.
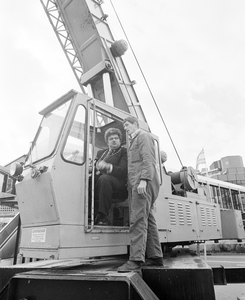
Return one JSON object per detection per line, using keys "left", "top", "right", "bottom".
{"left": 40, "top": 0, "right": 147, "bottom": 121}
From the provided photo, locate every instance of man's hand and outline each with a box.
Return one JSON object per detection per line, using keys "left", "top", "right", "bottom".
{"left": 137, "top": 180, "right": 147, "bottom": 195}
{"left": 96, "top": 161, "right": 112, "bottom": 173}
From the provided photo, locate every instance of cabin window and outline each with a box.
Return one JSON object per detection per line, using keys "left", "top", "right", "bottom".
{"left": 26, "top": 99, "right": 72, "bottom": 164}
{"left": 63, "top": 105, "right": 86, "bottom": 164}
{"left": 5, "top": 177, "right": 15, "bottom": 194}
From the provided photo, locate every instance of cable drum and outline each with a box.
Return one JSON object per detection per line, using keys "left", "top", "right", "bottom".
{"left": 170, "top": 167, "right": 198, "bottom": 191}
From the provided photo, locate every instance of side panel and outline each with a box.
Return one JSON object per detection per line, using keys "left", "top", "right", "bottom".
{"left": 20, "top": 224, "right": 129, "bottom": 259}
{"left": 155, "top": 191, "right": 198, "bottom": 243}
{"left": 155, "top": 185, "right": 222, "bottom": 243}
{"left": 16, "top": 171, "right": 59, "bottom": 226}
{"left": 196, "top": 202, "right": 222, "bottom": 240}
{"left": 220, "top": 209, "right": 245, "bottom": 239}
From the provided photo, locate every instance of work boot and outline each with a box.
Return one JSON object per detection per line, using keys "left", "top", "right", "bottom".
{"left": 142, "top": 257, "right": 164, "bottom": 266}
{"left": 117, "top": 260, "right": 141, "bottom": 272}
{"left": 97, "top": 216, "right": 110, "bottom": 226}
{"left": 95, "top": 213, "right": 110, "bottom": 226}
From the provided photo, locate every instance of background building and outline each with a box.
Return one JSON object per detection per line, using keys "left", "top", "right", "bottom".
{"left": 210, "top": 155, "right": 245, "bottom": 187}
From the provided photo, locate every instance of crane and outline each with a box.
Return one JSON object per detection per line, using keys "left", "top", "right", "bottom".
{"left": 0, "top": 1, "right": 231, "bottom": 299}
{"left": 7, "top": 0, "right": 222, "bottom": 270}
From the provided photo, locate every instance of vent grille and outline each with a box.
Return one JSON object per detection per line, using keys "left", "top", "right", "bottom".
{"left": 169, "top": 201, "right": 176, "bottom": 225}
{"left": 200, "top": 206, "right": 206, "bottom": 226}
{"left": 178, "top": 203, "right": 185, "bottom": 225}
{"left": 185, "top": 204, "right": 192, "bottom": 225}
{"left": 168, "top": 201, "right": 219, "bottom": 230}
{"left": 0, "top": 205, "right": 17, "bottom": 215}
{"left": 168, "top": 201, "right": 192, "bottom": 226}
{"left": 206, "top": 207, "right": 212, "bottom": 226}
{"left": 199, "top": 206, "right": 218, "bottom": 227}
{"left": 211, "top": 208, "right": 217, "bottom": 226}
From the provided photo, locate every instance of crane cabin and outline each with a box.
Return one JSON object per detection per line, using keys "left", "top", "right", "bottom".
{"left": 11, "top": 88, "right": 222, "bottom": 260}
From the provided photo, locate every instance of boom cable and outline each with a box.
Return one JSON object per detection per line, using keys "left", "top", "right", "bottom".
{"left": 109, "top": 0, "right": 183, "bottom": 167}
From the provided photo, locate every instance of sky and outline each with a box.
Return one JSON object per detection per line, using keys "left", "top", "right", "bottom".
{"left": 1, "top": 0, "right": 245, "bottom": 172}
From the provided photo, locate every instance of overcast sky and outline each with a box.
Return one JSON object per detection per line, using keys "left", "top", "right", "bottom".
{"left": 1, "top": 0, "right": 245, "bottom": 171}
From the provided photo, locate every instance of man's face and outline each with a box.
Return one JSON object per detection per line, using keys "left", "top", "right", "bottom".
{"left": 107, "top": 134, "right": 121, "bottom": 150}
{"left": 123, "top": 121, "right": 138, "bottom": 135}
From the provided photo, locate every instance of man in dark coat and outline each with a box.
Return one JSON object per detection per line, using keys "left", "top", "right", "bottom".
{"left": 93, "top": 128, "right": 128, "bottom": 226}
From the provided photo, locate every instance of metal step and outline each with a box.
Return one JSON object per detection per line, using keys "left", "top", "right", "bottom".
{"left": 1, "top": 254, "right": 219, "bottom": 300}
{"left": 5, "top": 269, "right": 159, "bottom": 300}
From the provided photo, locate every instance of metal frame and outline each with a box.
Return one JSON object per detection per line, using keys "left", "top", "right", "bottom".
{"left": 40, "top": 0, "right": 86, "bottom": 93}
{"left": 39, "top": 0, "right": 147, "bottom": 121}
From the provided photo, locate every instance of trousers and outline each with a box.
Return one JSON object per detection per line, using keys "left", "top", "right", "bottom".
{"left": 129, "top": 184, "right": 163, "bottom": 262}
{"left": 95, "top": 174, "right": 127, "bottom": 216}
